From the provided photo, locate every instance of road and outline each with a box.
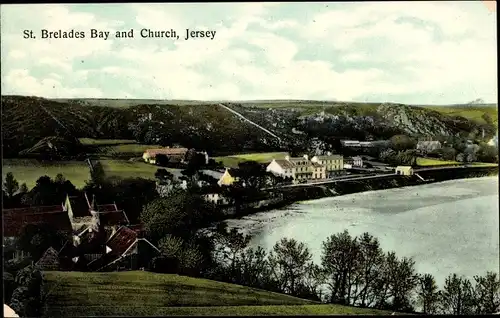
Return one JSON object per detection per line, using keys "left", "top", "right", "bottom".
{"left": 264, "top": 173, "right": 397, "bottom": 189}
{"left": 218, "top": 103, "right": 282, "bottom": 143}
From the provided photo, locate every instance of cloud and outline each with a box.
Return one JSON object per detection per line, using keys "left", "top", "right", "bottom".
{"left": 2, "top": 69, "right": 103, "bottom": 98}
{"left": 0, "top": 2, "right": 497, "bottom": 104}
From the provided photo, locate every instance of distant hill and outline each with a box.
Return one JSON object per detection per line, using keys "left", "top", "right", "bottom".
{"left": 42, "top": 271, "right": 392, "bottom": 317}
{"left": 2, "top": 95, "right": 497, "bottom": 158}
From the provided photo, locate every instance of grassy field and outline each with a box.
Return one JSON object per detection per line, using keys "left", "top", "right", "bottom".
{"left": 79, "top": 138, "right": 160, "bottom": 158}
{"left": 79, "top": 138, "right": 138, "bottom": 145}
{"left": 420, "top": 105, "right": 498, "bottom": 125}
{"left": 2, "top": 159, "right": 90, "bottom": 189}
{"left": 416, "top": 157, "right": 459, "bottom": 166}
{"left": 214, "top": 152, "right": 289, "bottom": 168}
{"left": 243, "top": 100, "right": 497, "bottom": 125}
{"left": 42, "top": 271, "right": 392, "bottom": 317}
{"left": 416, "top": 157, "right": 498, "bottom": 167}
{"left": 2, "top": 159, "right": 159, "bottom": 189}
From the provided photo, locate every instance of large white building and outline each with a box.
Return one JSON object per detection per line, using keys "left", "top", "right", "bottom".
{"left": 310, "top": 154, "right": 344, "bottom": 177}
{"left": 267, "top": 154, "right": 343, "bottom": 182}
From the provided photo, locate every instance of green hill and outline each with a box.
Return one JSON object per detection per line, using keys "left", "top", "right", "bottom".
{"left": 42, "top": 271, "right": 392, "bottom": 316}
{"left": 2, "top": 95, "right": 497, "bottom": 159}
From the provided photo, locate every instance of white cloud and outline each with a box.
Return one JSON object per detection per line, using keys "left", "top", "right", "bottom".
{"left": 8, "top": 50, "right": 26, "bottom": 59}
{"left": 2, "top": 69, "right": 103, "bottom": 98}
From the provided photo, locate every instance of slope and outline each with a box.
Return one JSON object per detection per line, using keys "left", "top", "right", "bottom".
{"left": 42, "top": 271, "right": 392, "bottom": 316}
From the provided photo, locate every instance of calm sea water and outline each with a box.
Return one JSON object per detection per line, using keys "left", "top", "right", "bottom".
{"left": 225, "top": 177, "right": 500, "bottom": 287}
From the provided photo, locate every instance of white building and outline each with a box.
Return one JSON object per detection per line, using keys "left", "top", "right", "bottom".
{"left": 204, "top": 193, "right": 229, "bottom": 205}
{"left": 311, "top": 154, "right": 344, "bottom": 177}
{"left": 266, "top": 155, "right": 327, "bottom": 182}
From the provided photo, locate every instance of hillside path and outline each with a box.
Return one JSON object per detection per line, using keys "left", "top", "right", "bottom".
{"left": 218, "top": 103, "right": 282, "bottom": 143}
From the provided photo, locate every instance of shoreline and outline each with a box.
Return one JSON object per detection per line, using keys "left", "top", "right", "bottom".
{"left": 223, "top": 167, "right": 498, "bottom": 227}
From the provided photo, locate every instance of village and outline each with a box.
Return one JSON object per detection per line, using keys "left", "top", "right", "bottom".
{"left": 5, "top": 132, "right": 494, "bottom": 274}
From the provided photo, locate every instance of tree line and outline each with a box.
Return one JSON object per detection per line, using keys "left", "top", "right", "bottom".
{"left": 148, "top": 220, "right": 499, "bottom": 315}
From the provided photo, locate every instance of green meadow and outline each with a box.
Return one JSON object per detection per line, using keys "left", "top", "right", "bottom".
{"left": 42, "top": 271, "right": 393, "bottom": 317}
{"left": 214, "top": 152, "right": 289, "bottom": 168}
{"left": 2, "top": 159, "right": 158, "bottom": 189}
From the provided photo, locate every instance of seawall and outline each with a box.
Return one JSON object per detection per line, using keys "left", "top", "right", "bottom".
{"left": 226, "top": 166, "right": 498, "bottom": 219}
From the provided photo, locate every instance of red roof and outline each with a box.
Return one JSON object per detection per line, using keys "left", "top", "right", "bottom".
{"left": 3, "top": 207, "right": 72, "bottom": 237}
{"left": 67, "top": 196, "right": 92, "bottom": 217}
{"left": 97, "top": 204, "right": 119, "bottom": 212}
{"left": 98, "top": 211, "right": 129, "bottom": 227}
{"left": 106, "top": 226, "right": 138, "bottom": 257}
{"left": 127, "top": 224, "right": 144, "bottom": 232}
{"left": 144, "top": 148, "right": 188, "bottom": 156}
{"left": 4, "top": 205, "right": 64, "bottom": 214}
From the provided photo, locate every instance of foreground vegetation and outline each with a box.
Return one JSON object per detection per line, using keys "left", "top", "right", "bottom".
{"left": 214, "top": 152, "right": 289, "bottom": 168}
{"left": 3, "top": 159, "right": 499, "bottom": 316}
{"left": 42, "top": 271, "right": 392, "bottom": 316}
{"left": 416, "top": 157, "right": 459, "bottom": 166}
{"left": 2, "top": 159, "right": 158, "bottom": 189}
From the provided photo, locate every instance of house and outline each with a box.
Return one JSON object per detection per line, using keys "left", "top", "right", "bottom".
{"left": 87, "top": 226, "right": 161, "bottom": 271}
{"left": 488, "top": 135, "right": 498, "bottom": 148}
{"left": 266, "top": 159, "right": 295, "bottom": 179}
{"left": 36, "top": 247, "right": 61, "bottom": 271}
{"left": 417, "top": 140, "right": 442, "bottom": 154}
{"left": 267, "top": 155, "right": 326, "bottom": 182}
{"left": 143, "top": 148, "right": 209, "bottom": 165}
{"left": 63, "top": 193, "right": 130, "bottom": 233}
{"left": 395, "top": 166, "right": 414, "bottom": 175}
{"left": 2, "top": 205, "right": 74, "bottom": 261}
{"left": 142, "top": 147, "right": 189, "bottom": 164}
{"left": 286, "top": 155, "right": 314, "bottom": 181}
{"left": 352, "top": 156, "right": 363, "bottom": 167}
{"left": 2, "top": 205, "right": 73, "bottom": 242}
{"left": 36, "top": 224, "right": 159, "bottom": 272}
{"left": 204, "top": 193, "right": 229, "bottom": 205}
{"left": 341, "top": 140, "right": 361, "bottom": 147}
{"left": 311, "top": 154, "right": 343, "bottom": 177}
{"left": 217, "top": 168, "right": 239, "bottom": 186}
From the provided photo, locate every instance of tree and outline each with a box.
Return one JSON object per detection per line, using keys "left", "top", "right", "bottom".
{"left": 10, "top": 265, "right": 45, "bottom": 317}
{"left": 386, "top": 254, "right": 418, "bottom": 312}
{"left": 321, "top": 230, "right": 361, "bottom": 305}
{"left": 27, "top": 175, "right": 78, "bottom": 206}
{"left": 379, "top": 149, "right": 397, "bottom": 165}
{"left": 16, "top": 223, "right": 66, "bottom": 261}
{"left": 213, "top": 222, "right": 251, "bottom": 281}
{"left": 442, "top": 147, "right": 457, "bottom": 161}
{"left": 417, "top": 273, "right": 440, "bottom": 314}
{"left": 155, "top": 154, "right": 170, "bottom": 167}
{"left": 395, "top": 150, "right": 417, "bottom": 166}
{"left": 352, "top": 233, "right": 385, "bottom": 308}
{"left": 178, "top": 242, "right": 204, "bottom": 277}
{"left": 238, "top": 246, "right": 272, "bottom": 289}
{"left": 110, "top": 177, "right": 159, "bottom": 224}
{"left": 3, "top": 172, "right": 19, "bottom": 198}
{"left": 439, "top": 273, "right": 475, "bottom": 315}
{"left": 297, "top": 262, "right": 327, "bottom": 302}
{"left": 141, "top": 191, "right": 211, "bottom": 241}
{"left": 19, "top": 183, "right": 29, "bottom": 194}
{"left": 482, "top": 113, "right": 493, "bottom": 126}
{"left": 268, "top": 238, "right": 313, "bottom": 296}
{"left": 477, "top": 144, "right": 498, "bottom": 163}
{"left": 472, "top": 272, "right": 500, "bottom": 314}
{"left": 89, "top": 161, "right": 106, "bottom": 186}
{"left": 180, "top": 153, "right": 208, "bottom": 189}
{"left": 237, "top": 160, "right": 268, "bottom": 190}
{"left": 155, "top": 168, "right": 174, "bottom": 184}
{"left": 390, "top": 135, "right": 416, "bottom": 152}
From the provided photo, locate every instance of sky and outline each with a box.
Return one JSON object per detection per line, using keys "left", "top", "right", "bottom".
{"left": 0, "top": 2, "right": 497, "bottom": 104}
